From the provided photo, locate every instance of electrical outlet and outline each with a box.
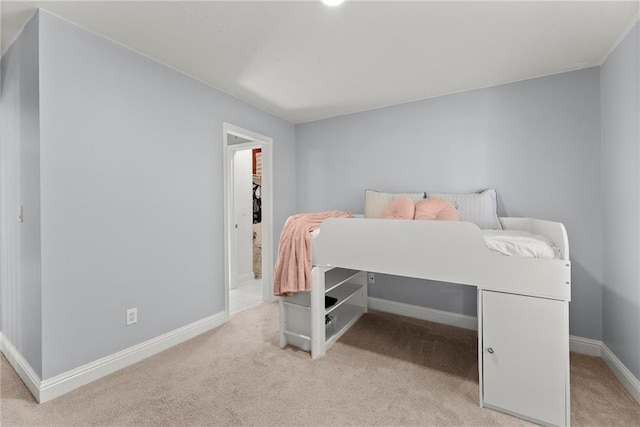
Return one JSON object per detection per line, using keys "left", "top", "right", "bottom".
{"left": 367, "top": 272, "right": 375, "bottom": 285}
{"left": 126, "top": 307, "right": 138, "bottom": 325}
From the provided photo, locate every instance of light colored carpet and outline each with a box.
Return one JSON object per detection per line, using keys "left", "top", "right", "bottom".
{"left": 1, "top": 302, "right": 639, "bottom": 426}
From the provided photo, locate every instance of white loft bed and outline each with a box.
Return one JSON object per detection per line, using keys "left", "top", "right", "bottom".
{"left": 314, "top": 217, "right": 571, "bottom": 300}
{"left": 280, "top": 216, "right": 572, "bottom": 427}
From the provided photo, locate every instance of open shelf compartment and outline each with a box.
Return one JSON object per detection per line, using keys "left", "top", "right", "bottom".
{"left": 324, "top": 268, "right": 361, "bottom": 293}
{"left": 280, "top": 267, "right": 368, "bottom": 358}
{"left": 326, "top": 282, "right": 364, "bottom": 315}
{"left": 325, "top": 303, "right": 365, "bottom": 348}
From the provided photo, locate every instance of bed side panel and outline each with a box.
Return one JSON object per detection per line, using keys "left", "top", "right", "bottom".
{"left": 315, "top": 218, "right": 570, "bottom": 301}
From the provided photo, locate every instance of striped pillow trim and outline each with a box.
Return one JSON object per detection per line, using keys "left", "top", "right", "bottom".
{"left": 427, "top": 189, "right": 502, "bottom": 230}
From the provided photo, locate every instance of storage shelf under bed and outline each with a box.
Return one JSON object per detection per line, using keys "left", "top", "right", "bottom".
{"left": 280, "top": 267, "right": 368, "bottom": 357}
{"left": 325, "top": 303, "right": 365, "bottom": 347}
{"left": 326, "top": 282, "right": 363, "bottom": 315}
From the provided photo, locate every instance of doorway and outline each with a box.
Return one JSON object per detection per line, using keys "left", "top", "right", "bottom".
{"left": 223, "top": 123, "right": 274, "bottom": 316}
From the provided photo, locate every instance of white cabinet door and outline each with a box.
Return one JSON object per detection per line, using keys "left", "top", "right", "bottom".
{"left": 482, "top": 291, "right": 568, "bottom": 426}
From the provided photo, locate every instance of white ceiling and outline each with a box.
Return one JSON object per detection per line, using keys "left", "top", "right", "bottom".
{"left": 2, "top": 1, "right": 639, "bottom": 124}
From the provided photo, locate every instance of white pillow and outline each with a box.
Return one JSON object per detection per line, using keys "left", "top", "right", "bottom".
{"left": 364, "top": 190, "right": 424, "bottom": 218}
{"left": 427, "top": 189, "right": 502, "bottom": 230}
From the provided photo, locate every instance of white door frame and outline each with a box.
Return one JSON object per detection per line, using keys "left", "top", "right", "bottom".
{"left": 222, "top": 123, "right": 274, "bottom": 316}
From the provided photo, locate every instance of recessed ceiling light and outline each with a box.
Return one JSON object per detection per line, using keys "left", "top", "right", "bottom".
{"left": 320, "top": 0, "right": 345, "bottom": 6}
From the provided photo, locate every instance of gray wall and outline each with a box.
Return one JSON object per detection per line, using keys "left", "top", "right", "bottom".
{"left": 2, "top": 7, "right": 635, "bottom": 383}
{"left": 36, "top": 10, "right": 295, "bottom": 379}
{"left": 0, "top": 13, "right": 43, "bottom": 377}
{"left": 601, "top": 21, "right": 640, "bottom": 379}
{"left": 296, "top": 68, "right": 603, "bottom": 340}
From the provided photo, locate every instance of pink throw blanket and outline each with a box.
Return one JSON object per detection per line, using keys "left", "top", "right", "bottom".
{"left": 273, "top": 211, "right": 353, "bottom": 296}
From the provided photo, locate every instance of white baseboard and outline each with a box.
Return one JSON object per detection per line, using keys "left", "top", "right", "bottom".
{"left": 0, "top": 333, "right": 42, "bottom": 401}
{"left": 368, "top": 297, "right": 478, "bottom": 330}
{"left": 568, "top": 335, "right": 602, "bottom": 356}
{"left": 368, "top": 297, "right": 640, "bottom": 405}
{"left": 601, "top": 343, "right": 640, "bottom": 404}
{"left": 2, "top": 311, "right": 228, "bottom": 403}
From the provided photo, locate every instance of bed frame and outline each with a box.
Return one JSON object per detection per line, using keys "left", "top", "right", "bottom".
{"left": 314, "top": 217, "right": 570, "bottom": 299}
{"left": 280, "top": 217, "right": 571, "bottom": 427}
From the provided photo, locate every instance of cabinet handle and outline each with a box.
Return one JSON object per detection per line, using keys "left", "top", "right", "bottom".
{"left": 487, "top": 347, "right": 494, "bottom": 354}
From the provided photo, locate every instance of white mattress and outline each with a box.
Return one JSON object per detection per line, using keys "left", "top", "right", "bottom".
{"left": 311, "top": 227, "right": 560, "bottom": 260}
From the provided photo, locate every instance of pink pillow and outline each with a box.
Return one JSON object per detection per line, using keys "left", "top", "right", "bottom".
{"left": 381, "top": 197, "right": 415, "bottom": 220}
{"left": 415, "top": 198, "right": 460, "bottom": 221}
